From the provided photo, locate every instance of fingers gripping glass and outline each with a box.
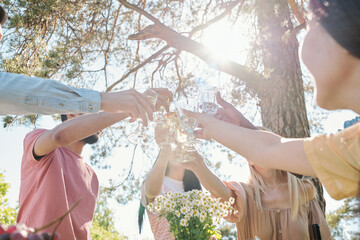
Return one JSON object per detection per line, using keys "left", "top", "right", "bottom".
{"left": 174, "top": 146, "right": 196, "bottom": 163}
{"left": 200, "top": 88, "right": 219, "bottom": 115}
{"left": 128, "top": 89, "right": 158, "bottom": 144}
{"left": 157, "top": 111, "right": 178, "bottom": 150}
{"left": 175, "top": 98, "right": 202, "bottom": 152}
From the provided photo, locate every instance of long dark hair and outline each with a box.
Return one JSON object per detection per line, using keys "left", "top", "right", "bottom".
{"left": 0, "top": 6, "right": 7, "bottom": 26}
{"left": 137, "top": 163, "right": 201, "bottom": 233}
{"left": 310, "top": 0, "right": 360, "bottom": 59}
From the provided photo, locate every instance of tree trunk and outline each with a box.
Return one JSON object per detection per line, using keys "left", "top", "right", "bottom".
{"left": 255, "top": 0, "right": 325, "bottom": 213}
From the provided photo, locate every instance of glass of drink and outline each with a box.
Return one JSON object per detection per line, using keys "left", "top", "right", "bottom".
{"left": 157, "top": 112, "right": 178, "bottom": 150}
{"left": 200, "top": 88, "right": 219, "bottom": 115}
{"left": 129, "top": 88, "right": 158, "bottom": 144}
{"left": 174, "top": 97, "right": 202, "bottom": 152}
{"left": 174, "top": 146, "right": 196, "bottom": 163}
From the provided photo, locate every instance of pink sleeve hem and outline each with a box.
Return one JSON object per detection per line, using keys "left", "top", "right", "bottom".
{"left": 24, "top": 129, "right": 50, "bottom": 168}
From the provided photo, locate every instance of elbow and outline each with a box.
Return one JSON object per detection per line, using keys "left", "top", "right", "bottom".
{"left": 51, "top": 130, "right": 70, "bottom": 147}
{"left": 145, "top": 188, "right": 159, "bottom": 200}
{"left": 144, "top": 183, "right": 160, "bottom": 200}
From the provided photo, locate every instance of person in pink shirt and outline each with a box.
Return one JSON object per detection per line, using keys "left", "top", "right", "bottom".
{"left": 17, "top": 89, "right": 172, "bottom": 240}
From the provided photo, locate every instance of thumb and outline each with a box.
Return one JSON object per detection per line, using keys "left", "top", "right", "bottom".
{"left": 194, "top": 129, "right": 208, "bottom": 140}
{"left": 183, "top": 109, "right": 199, "bottom": 119}
{"left": 216, "top": 92, "right": 231, "bottom": 109}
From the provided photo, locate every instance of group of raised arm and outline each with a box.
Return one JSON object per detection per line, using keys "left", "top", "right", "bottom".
{"left": 140, "top": 1, "right": 360, "bottom": 238}
{"left": 141, "top": 94, "right": 332, "bottom": 239}
{"left": 1, "top": 0, "right": 360, "bottom": 239}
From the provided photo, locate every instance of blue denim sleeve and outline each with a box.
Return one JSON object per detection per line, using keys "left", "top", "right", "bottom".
{"left": 344, "top": 116, "right": 360, "bottom": 129}
{"left": 0, "top": 72, "right": 101, "bottom": 115}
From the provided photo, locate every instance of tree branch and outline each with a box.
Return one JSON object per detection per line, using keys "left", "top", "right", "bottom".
{"left": 118, "top": 0, "right": 160, "bottom": 24}
{"left": 189, "top": 0, "right": 243, "bottom": 38}
{"left": 106, "top": 45, "right": 170, "bottom": 91}
{"left": 102, "top": 145, "right": 137, "bottom": 192}
{"left": 288, "top": 0, "right": 306, "bottom": 25}
{"left": 34, "top": 199, "right": 82, "bottom": 233}
{"left": 120, "top": 0, "right": 265, "bottom": 94}
{"left": 132, "top": 24, "right": 265, "bottom": 94}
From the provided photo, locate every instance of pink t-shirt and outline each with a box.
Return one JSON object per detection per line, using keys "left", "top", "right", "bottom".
{"left": 141, "top": 176, "right": 184, "bottom": 240}
{"left": 17, "top": 129, "right": 99, "bottom": 240}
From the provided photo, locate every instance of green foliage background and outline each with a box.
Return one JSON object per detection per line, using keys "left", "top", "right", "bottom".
{"left": 91, "top": 192, "right": 128, "bottom": 239}
{"left": 0, "top": 171, "right": 17, "bottom": 226}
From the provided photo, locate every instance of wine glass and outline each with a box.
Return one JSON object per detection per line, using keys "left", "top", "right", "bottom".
{"left": 174, "top": 97, "right": 202, "bottom": 152}
{"left": 174, "top": 146, "right": 196, "bottom": 163}
{"left": 157, "top": 111, "right": 178, "bottom": 150}
{"left": 128, "top": 88, "right": 158, "bottom": 144}
{"left": 200, "top": 88, "right": 219, "bottom": 115}
{"left": 157, "top": 89, "right": 175, "bottom": 126}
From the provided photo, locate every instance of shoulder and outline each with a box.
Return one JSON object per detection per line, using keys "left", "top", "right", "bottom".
{"left": 224, "top": 181, "right": 250, "bottom": 202}
{"left": 25, "top": 129, "right": 48, "bottom": 139}
{"left": 302, "top": 180, "right": 316, "bottom": 201}
{"left": 224, "top": 181, "right": 247, "bottom": 192}
{"left": 24, "top": 129, "right": 48, "bottom": 145}
{"left": 305, "top": 122, "right": 360, "bottom": 149}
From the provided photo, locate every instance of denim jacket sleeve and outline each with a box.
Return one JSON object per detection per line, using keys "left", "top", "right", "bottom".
{"left": 0, "top": 72, "right": 101, "bottom": 115}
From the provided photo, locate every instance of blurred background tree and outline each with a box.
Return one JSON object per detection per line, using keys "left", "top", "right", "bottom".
{"left": 326, "top": 198, "right": 360, "bottom": 240}
{"left": 218, "top": 222, "right": 237, "bottom": 240}
{"left": 91, "top": 191, "right": 128, "bottom": 239}
{"left": 0, "top": 170, "right": 17, "bottom": 226}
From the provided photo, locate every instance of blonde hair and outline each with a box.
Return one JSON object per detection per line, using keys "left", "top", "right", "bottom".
{"left": 248, "top": 126, "right": 316, "bottom": 218}
{"left": 248, "top": 165, "right": 315, "bottom": 219}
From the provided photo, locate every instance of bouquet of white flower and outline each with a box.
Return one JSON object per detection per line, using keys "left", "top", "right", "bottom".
{"left": 148, "top": 189, "right": 236, "bottom": 240}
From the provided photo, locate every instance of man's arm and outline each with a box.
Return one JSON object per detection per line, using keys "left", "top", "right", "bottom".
{"left": 33, "top": 112, "right": 127, "bottom": 157}
{"left": 0, "top": 72, "right": 101, "bottom": 115}
{"left": 100, "top": 88, "right": 173, "bottom": 113}
{"left": 0, "top": 73, "right": 162, "bottom": 124}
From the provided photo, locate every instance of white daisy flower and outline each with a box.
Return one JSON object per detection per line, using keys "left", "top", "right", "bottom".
{"left": 180, "top": 219, "right": 188, "bottom": 227}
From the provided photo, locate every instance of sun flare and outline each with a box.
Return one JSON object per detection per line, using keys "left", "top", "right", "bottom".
{"left": 201, "top": 20, "right": 251, "bottom": 63}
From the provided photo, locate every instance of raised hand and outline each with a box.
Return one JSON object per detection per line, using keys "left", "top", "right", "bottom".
{"left": 177, "top": 151, "right": 205, "bottom": 172}
{"left": 183, "top": 110, "right": 215, "bottom": 140}
{"left": 154, "top": 124, "right": 171, "bottom": 146}
{"left": 147, "top": 88, "right": 173, "bottom": 112}
{"left": 215, "top": 92, "right": 256, "bottom": 129}
{"left": 100, "top": 89, "right": 156, "bottom": 126}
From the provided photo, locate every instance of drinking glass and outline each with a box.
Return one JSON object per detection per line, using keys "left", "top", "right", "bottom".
{"left": 174, "top": 146, "right": 196, "bottom": 163}
{"left": 128, "top": 88, "right": 158, "bottom": 144}
{"left": 200, "top": 88, "right": 219, "bottom": 115}
{"left": 175, "top": 98, "right": 202, "bottom": 152}
{"left": 157, "top": 111, "right": 178, "bottom": 150}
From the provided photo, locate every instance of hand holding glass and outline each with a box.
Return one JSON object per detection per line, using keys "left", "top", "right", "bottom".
{"left": 200, "top": 88, "right": 219, "bottom": 115}
{"left": 129, "top": 89, "right": 158, "bottom": 144}
{"left": 175, "top": 98, "right": 202, "bottom": 152}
